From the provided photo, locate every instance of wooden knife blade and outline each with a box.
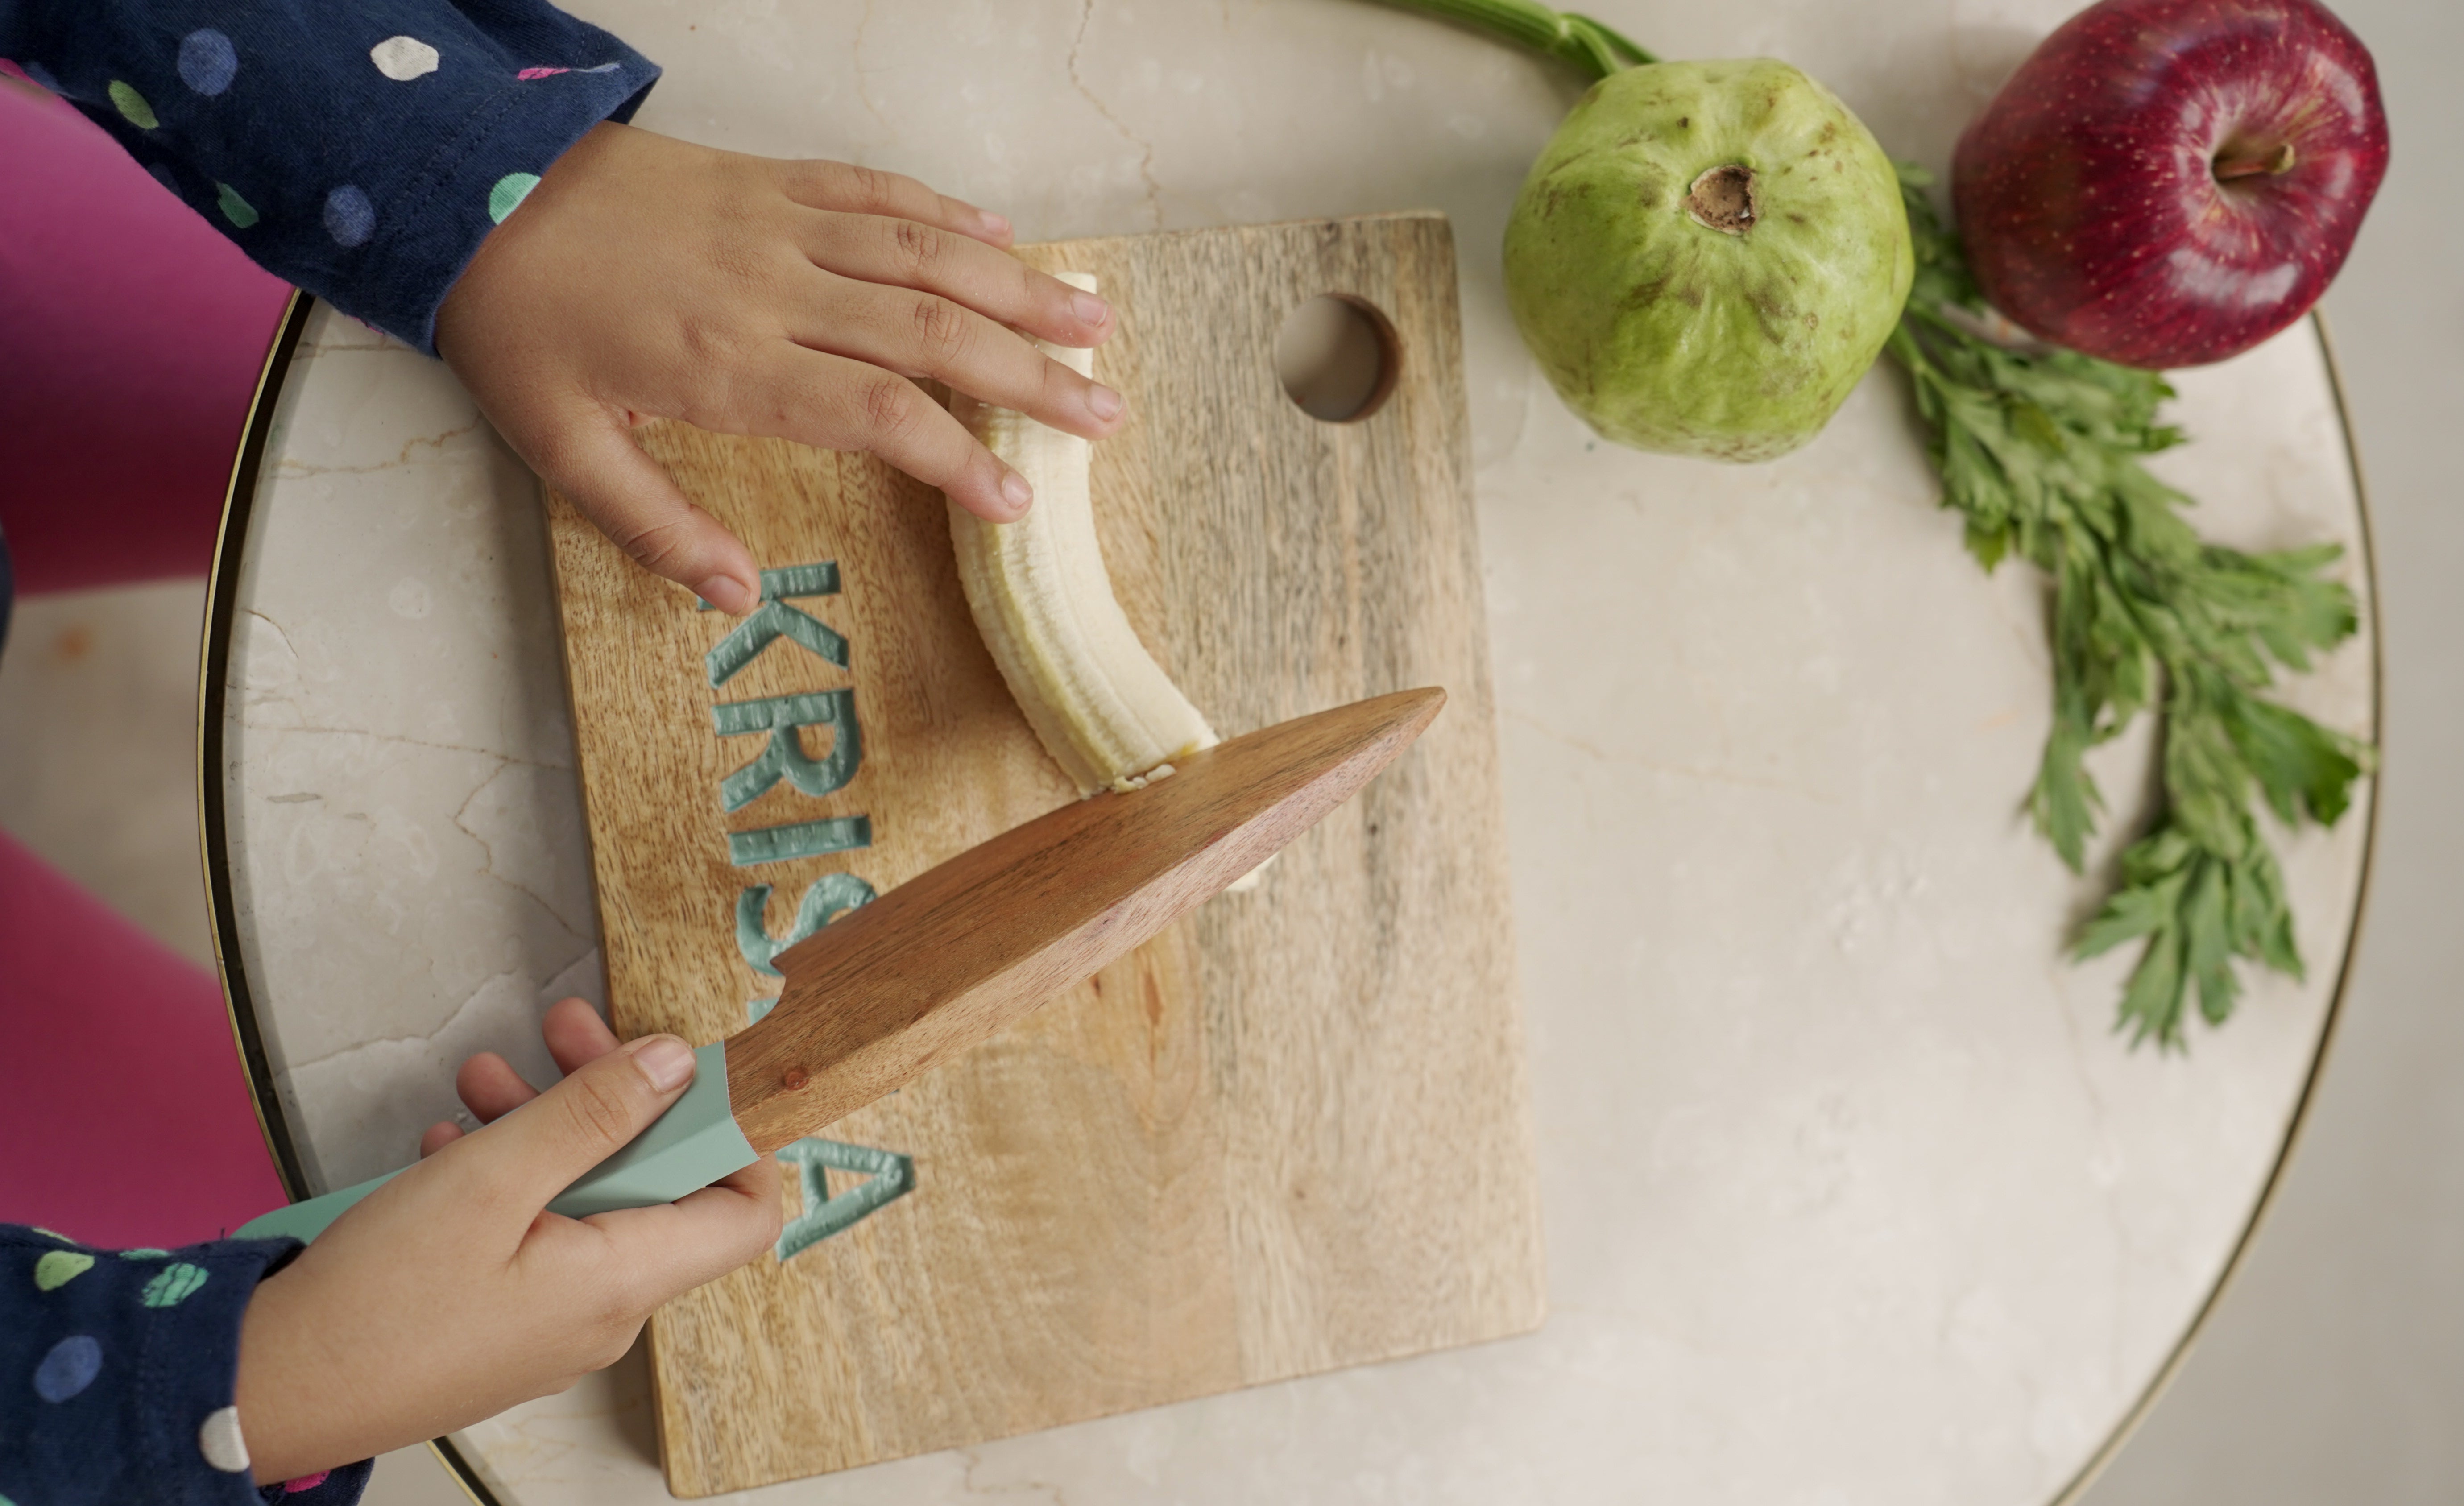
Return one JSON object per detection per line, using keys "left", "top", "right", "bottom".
{"left": 237, "top": 687, "right": 1443, "bottom": 1242}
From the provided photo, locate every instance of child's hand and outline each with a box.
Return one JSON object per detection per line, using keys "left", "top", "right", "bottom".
{"left": 232, "top": 998, "right": 780, "bottom": 1481}
{"left": 435, "top": 122, "right": 1123, "bottom": 615}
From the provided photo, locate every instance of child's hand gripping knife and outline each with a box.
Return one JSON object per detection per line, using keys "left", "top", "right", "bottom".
{"left": 231, "top": 998, "right": 781, "bottom": 1482}
{"left": 434, "top": 122, "right": 1126, "bottom": 616}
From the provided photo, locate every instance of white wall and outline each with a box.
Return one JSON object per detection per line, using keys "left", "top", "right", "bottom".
{"left": 2082, "top": 0, "right": 2464, "bottom": 1498}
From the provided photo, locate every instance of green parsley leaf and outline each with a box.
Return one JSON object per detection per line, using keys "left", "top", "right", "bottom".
{"left": 1358, "top": 0, "right": 2373, "bottom": 1051}
{"left": 1885, "top": 169, "right": 2372, "bottom": 1048}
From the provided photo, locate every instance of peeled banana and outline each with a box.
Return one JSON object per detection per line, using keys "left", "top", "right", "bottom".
{"left": 948, "top": 273, "right": 1219, "bottom": 799}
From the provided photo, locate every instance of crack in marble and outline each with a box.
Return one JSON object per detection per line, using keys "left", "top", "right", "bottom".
{"left": 451, "top": 764, "right": 592, "bottom": 943}
{"left": 1503, "top": 706, "right": 1839, "bottom": 804}
{"left": 849, "top": 0, "right": 896, "bottom": 138}
{"left": 241, "top": 608, "right": 299, "bottom": 660}
{"left": 233, "top": 604, "right": 319, "bottom": 733}
{"left": 1068, "top": 0, "right": 1164, "bottom": 229}
{"left": 240, "top": 720, "right": 567, "bottom": 770}
{"left": 274, "top": 418, "right": 484, "bottom": 478}
{"left": 955, "top": 1448, "right": 1073, "bottom": 1505}
{"left": 280, "top": 966, "right": 526, "bottom": 1073}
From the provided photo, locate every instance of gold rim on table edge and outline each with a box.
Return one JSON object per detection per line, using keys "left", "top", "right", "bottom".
{"left": 198, "top": 289, "right": 312, "bottom": 1205}
{"left": 196, "top": 293, "right": 503, "bottom": 1506}
{"left": 196, "top": 301, "right": 2385, "bottom": 1506}
{"left": 2039, "top": 312, "right": 2385, "bottom": 1506}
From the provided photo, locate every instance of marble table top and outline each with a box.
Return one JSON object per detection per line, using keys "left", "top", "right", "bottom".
{"left": 207, "top": 2, "right": 2378, "bottom": 1502}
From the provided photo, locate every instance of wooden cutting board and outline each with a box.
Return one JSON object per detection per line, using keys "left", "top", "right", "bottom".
{"left": 542, "top": 211, "right": 1544, "bottom": 1497}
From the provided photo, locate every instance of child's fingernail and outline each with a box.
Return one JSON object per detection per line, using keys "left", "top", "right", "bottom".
{"left": 698, "top": 573, "right": 756, "bottom": 615}
{"left": 1087, "top": 384, "right": 1125, "bottom": 422}
{"left": 1000, "top": 469, "right": 1034, "bottom": 513}
{"left": 1071, "top": 291, "right": 1110, "bottom": 328}
{"left": 634, "top": 1036, "right": 696, "bottom": 1093}
{"left": 979, "top": 210, "right": 1011, "bottom": 239}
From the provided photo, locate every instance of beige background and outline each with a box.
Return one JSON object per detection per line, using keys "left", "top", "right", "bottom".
{"left": 3, "top": 0, "right": 2454, "bottom": 1499}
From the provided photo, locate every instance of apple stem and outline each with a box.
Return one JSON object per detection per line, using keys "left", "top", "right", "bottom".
{"left": 2214, "top": 141, "right": 2298, "bottom": 182}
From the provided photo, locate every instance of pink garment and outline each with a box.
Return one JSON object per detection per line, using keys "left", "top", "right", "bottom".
{"left": 0, "top": 66, "right": 291, "bottom": 592}
{"left": 0, "top": 831, "right": 289, "bottom": 1246}
{"left": 0, "top": 68, "right": 294, "bottom": 1241}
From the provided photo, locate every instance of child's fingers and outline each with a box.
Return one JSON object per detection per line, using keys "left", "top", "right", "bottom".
{"left": 585, "top": 1157, "right": 783, "bottom": 1297}
{"left": 459, "top": 1034, "right": 701, "bottom": 1212}
{"left": 798, "top": 211, "right": 1111, "bottom": 348}
{"left": 744, "top": 347, "right": 1032, "bottom": 522}
{"left": 419, "top": 1121, "right": 465, "bottom": 1157}
{"left": 524, "top": 414, "right": 762, "bottom": 614}
{"left": 456, "top": 1051, "right": 540, "bottom": 1124}
{"left": 540, "top": 996, "right": 621, "bottom": 1076}
{"left": 790, "top": 280, "right": 1124, "bottom": 441}
{"left": 441, "top": 1001, "right": 617, "bottom": 1140}
{"left": 776, "top": 160, "right": 1010, "bottom": 246}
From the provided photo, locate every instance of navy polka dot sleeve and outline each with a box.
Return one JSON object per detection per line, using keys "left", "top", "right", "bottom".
{"left": 1, "top": 1226, "right": 374, "bottom": 1504}
{"left": 0, "top": 0, "right": 661, "bottom": 355}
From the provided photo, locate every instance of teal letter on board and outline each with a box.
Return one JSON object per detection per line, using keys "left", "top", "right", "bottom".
{"left": 774, "top": 1138, "right": 915, "bottom": 1261}
{"left": 727, "top": 815, "right": 872, "bottom": 868}
{"left": 704, "top": 563, "right": 847, "bottom": 687}
{"left": 714, "top": 689, "right": 861, "bottom": 812}
{"left": 736, "top": 872, "right": 876, "bottom": 976}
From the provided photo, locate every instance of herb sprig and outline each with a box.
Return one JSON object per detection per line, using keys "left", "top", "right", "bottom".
{"left": 1370, "top": 0, "right": 2376, "bottom": 1045}
{"left": 1884, "top": 170, "right": 2370, "bottom": 1046}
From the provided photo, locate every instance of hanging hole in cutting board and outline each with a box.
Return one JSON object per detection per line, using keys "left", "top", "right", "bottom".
{"left": 1274, "top": 294, "right": 1400, "bottom": 422}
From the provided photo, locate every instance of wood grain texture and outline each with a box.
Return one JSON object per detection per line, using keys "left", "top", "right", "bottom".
{"left": 733, "top": 689, "right": 1444, "bottom": 1152}
{"left": 543, "top": 212, "right": 1543, "bottom": 1496}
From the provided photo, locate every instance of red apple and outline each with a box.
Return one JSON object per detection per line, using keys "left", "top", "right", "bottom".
{"left": 1951, "top": 0, "right": 2388, "bottom": 368}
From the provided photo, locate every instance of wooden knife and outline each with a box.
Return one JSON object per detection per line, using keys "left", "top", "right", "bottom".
{"left": 236, "top": 687, "right": 1444, "bottom": 1243}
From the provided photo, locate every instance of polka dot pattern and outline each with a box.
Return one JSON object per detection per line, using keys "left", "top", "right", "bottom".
{"left": 140, "top": 1262, "right": 211, "bottom": 1308}
{"left": 11, "top": 1231, "right": 360, "bottom": 1498}
{"left": 177, "top": 29, "right": 238, "bottom": 95}
{"left": 107, "top": 79, "right": 157, "bottom": 129}
{"left": 198, "top": 1406, "right": 251, "bottom": 1473}
{"left": 33, "top": 1250, "right": 94, "bottom": 1291}
{"left": 370, "top": 35, "right": 440, "bottom": 82}
{"left": 488, "top": 171, "right": 541, "bottom": 223}
{"left": 33, "top": 1336, "right": 102, "bottom": 1403}
{"left": 13, "top": 0, "right": 655, "bottom": 364}
{"left": 324, "top": 184, "right": 376, "bottom": 247}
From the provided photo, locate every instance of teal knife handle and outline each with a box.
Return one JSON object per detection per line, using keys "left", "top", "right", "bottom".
{"left": 235, "top": 1167, "right": 407, "bottom": 1244}
{"left": 234, "top": 1041, "right": 759, "bottom": 1244}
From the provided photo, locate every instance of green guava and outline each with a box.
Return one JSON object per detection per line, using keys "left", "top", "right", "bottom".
{"left": 1503, "top": 58, "right": 1914, "bottom": 463}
